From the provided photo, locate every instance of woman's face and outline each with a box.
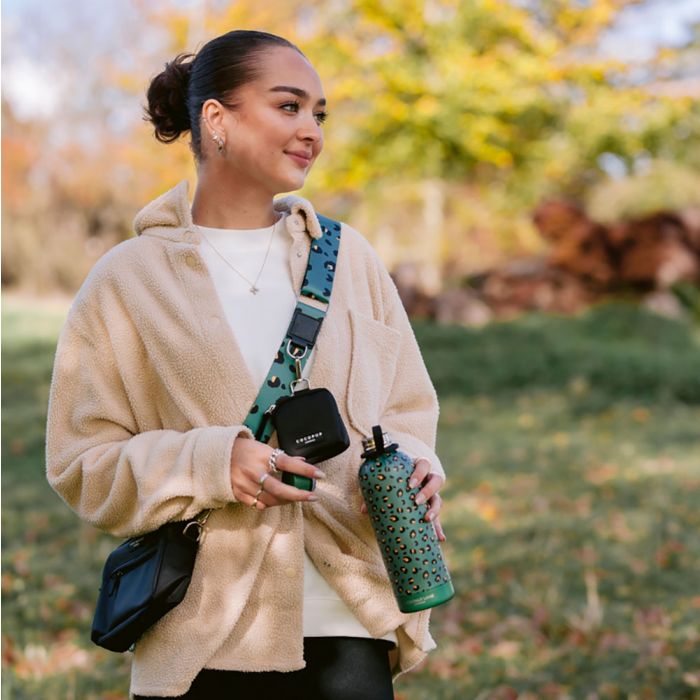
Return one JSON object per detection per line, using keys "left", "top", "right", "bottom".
{"left": 205, "top": 46, "right": 327, "bottom": 195}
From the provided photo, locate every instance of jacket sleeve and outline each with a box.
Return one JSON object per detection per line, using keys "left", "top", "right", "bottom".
{"left": 45, "top": 310, "right": 254, "bottom": 539}
{"left": 373, "top": 253, "right": 446, "bottom": 482}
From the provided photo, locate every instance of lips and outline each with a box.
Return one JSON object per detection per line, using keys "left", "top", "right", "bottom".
{"left": 285, "top": 151, "right": 312, "bottom": 167}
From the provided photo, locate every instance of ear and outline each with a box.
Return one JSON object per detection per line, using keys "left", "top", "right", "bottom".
{"left": 201, "top": 99, "right": 229, "bottom": 132}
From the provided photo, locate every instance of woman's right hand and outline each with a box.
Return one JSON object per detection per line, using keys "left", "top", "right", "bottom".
{"left": 229, "top": 437, "right": 325, "bottom": 510}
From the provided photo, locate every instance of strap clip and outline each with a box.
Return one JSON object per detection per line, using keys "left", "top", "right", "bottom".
{"left": 286, "top": 307, "right": 322, "bottom": 350}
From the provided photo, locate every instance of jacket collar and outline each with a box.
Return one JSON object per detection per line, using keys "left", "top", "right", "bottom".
{"left": 133, "top": 179, "right": 323, "bottom": 243}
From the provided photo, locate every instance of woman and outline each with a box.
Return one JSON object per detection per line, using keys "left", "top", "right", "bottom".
{"left": 46, "top": 29, "right": 446, "bottom": 699}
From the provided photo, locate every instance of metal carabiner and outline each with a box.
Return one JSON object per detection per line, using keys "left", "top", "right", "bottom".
{"left": 182, "top": 520, "right": 204, "bottom": 543}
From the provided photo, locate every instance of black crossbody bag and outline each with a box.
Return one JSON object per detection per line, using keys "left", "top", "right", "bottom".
{"left": 90, "top": 513, "right": 208, "bottom": 651}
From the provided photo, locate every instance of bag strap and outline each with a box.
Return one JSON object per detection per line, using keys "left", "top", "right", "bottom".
{"left": 195, "top": 214, "right": 341, "bottom": 526}
{"left": 244, "top": 213, "right": 342, "bottom": 442}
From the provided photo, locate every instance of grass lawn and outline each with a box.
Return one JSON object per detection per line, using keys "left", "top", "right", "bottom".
{"left": 2, "top": 296, "right": 700, "bottom": 699}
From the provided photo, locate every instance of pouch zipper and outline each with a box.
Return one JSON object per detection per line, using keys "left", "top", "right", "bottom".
{"left": 107, "top": 543, "right": 158, "bottom": 597}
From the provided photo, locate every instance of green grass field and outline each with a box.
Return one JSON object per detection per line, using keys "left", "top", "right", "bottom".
{"left": 2, "top": 296, "right": 700, "bottom": 700}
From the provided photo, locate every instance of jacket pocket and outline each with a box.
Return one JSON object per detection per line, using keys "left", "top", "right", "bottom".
{"left": 346, "top": 310, "right": 401, "bottom": 436}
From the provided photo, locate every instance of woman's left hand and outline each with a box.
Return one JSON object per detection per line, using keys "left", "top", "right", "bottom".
{"left": 360, "top": 457, "right": 446, "bottom": 542}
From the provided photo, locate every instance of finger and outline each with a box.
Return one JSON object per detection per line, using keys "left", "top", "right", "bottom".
{"left": 244, "top": 483, "right": 301, "bottom": 510}
{"left": 238, "top": 470, "right": 309, "bottom": 508}
{"left": 274, "top": 451, "right": 326, "bottom": 481}
{"left": 253, "top": 489, "right": 285, "bottom": 509}
{"left": 414, "top": 473, "right": 444, "bottom": 506}
{"left": 408, "top": 458, "right": 432, "bottom": 489}
{"left": 433, "top": 515, "right": 447, "bottom": 542}
{"left": 246, "top": 491, "right": 268, "bottom": 511}
{"left": 423, "top": 492, "right": 442, "bottom": 522}
{"left": 259, "top": 471, "right": 319, "bottom": 503}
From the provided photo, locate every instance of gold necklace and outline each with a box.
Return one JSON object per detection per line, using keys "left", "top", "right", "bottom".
{"left": 195, "top": 216, "right": 281, "bottom": 295}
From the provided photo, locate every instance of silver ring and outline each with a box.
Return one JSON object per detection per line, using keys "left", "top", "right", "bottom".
{"left": 258, "top": 472, "right": 270, "bottom": 487}
{"left": 251, "top": 496, "right": 259, "bottom": 509}
{"left": 254, "top": 486, "right": 264, "bottom": 499}
{"left": 268, "top": 448, "right": 284, "bottom": 473}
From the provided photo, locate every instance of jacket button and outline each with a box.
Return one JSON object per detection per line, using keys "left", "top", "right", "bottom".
{"left": 296, "top": 251, "right": 303, "bottom": 258}
{"left": 185, "top": 254, "right": 198, "bottom": 268}
{"left": 284, "top": 567, "right": 296, "bottom": 578}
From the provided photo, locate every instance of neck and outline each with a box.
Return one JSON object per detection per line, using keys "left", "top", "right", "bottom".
{"left": 191, "top": 166, "right": 279, "bottom": 229}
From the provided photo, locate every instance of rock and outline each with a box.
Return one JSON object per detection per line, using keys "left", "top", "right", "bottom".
{"left": 642, "top": 290, "right": 685, "bottom": 319}
{"left": 434, "top": 288, "right": 493, "bottom": 326}
{"left": 610, "top": 212, "right": 699, "bottom": 289}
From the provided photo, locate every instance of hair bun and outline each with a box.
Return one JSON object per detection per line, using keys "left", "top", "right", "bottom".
{"left": 144, "top": 52, "right": 194, "bottom": 143}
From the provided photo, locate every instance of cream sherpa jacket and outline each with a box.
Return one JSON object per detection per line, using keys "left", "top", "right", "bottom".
{"left": 46, "top": 180, "right": 446, "bottom": 697}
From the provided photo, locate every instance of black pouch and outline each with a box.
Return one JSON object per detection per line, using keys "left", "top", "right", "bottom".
{"left": 272, "top": 386, "right": 350, "bottom": 464}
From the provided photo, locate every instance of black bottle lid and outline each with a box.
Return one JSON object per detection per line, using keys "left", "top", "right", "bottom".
{"left": 361, "top": 425, "right": 399, "bottom": 458}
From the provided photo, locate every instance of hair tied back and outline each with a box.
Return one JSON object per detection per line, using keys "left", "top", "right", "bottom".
{"left": 144, "top": 52, "right": 195, "bottom": 144}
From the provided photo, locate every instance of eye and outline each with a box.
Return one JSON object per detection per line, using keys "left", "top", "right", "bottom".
{"left": 280, "top": 101, "right": 329, "bottom": 126}
{"left": 281, "top": 101, "right": 300, "bottom": 113}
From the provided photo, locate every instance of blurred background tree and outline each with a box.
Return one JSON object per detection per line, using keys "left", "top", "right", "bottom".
{"left": 2, "top": 0, "right": 699, "bottom": 294}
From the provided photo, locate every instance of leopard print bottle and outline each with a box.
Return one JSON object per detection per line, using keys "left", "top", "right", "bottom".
{"left": 359, "top": 425, "right": 454, "bottom": 613}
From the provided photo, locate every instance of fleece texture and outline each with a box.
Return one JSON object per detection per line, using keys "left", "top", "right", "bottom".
{"left": 45, "top": 179, "right": 446, "bottom": 698}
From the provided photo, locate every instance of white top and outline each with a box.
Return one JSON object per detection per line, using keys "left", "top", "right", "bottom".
{"left": 196, "top": 215, "right": 398, "bottom": 645}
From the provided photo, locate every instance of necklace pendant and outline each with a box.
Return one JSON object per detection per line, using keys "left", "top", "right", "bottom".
{"left": 250, "top": 285, "right": 259, "bottom": 295}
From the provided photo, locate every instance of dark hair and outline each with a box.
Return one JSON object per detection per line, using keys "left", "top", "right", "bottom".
{"left": 143, "top": 30, "right": 304, "bottom": 162}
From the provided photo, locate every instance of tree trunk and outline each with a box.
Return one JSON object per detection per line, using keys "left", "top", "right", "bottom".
{"left": 419, "top": 178, "right": 445, "bottom": 295}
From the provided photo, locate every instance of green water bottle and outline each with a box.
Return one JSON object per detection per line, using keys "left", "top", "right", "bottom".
{"left": 359, "top": 425, "right": 455, "bottom": 613}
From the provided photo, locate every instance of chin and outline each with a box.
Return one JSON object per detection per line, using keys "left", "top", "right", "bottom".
{"left": 276, "top": 174, "right": 307, "bottom": 194}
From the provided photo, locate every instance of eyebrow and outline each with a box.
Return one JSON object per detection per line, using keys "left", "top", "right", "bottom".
{"left": 269, "top": 85, "right": 327, "bottom": 107}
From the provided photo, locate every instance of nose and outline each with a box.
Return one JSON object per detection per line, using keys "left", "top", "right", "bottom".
{"left": 297, "top": 112, "right": 323, "bottom": 147}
